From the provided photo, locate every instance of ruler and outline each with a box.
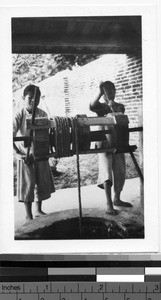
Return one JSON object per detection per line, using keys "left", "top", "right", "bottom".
{"left": 0, "top": 282, "right": 161, "bottom": 300}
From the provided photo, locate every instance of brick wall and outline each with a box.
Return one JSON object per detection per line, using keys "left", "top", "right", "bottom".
{"left": 65, "top": 54, "right": 142, "bottom": 120}
{"left": 114, "top": 54, "right": 142, "bottom": 148}
{"left": 64, "top": 54, "right": 142, "bottom": 153}
{"left": 14, "top": 54, "right": 142, "bottom": 125}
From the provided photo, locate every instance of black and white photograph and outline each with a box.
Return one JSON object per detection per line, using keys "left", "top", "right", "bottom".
{"left": 0, "top": 3, "right": 159, "bottom": 253}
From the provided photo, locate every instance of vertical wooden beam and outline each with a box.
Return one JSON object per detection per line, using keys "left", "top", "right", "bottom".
{"left": 138, "top": 107, "right": 144, "bottom": 209}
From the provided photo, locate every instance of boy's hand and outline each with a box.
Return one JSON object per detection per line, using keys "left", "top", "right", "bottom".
{"left": 99, "top": 81, "right": 104, "bottom": 96}
{"left": 15, "top": 151, "right": 34, "bottom": 165}
{"left": 23, "top": 154, "right": 34, "bottom": 165}
{"left": 108, "top": 100, "right": 114, "bottom": 108}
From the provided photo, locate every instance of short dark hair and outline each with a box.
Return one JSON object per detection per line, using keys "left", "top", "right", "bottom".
{"left": 102, "top": 81, "right": 116, "bottom": 100}
{"left": 23, "top": 84, "right": 41, "bottom": 98}
{"left": 103, "top": 81, "right": 115, "bottom": 90}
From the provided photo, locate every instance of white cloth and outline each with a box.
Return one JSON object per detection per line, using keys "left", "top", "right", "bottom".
{"left": 13, "top": 107, "right": 47, "bottom": 154}
{"left": 90, "top": 100, "right": 126, "bottom": 192}
{"left": 17, "top": 158, "right": 55, "bottom": 202}
{"left": 98, "top": 152, "right": 126, "bottom": 192}
{"left": 13, "top": 107, "right": 55, "bottom": 202}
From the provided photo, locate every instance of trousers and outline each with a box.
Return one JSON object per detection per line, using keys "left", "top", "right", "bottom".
{"left": 17, "top": 158, "right": 55, "bottom": 202}
{"left": 97, "top": 152, "right": 126, "bottom": 193}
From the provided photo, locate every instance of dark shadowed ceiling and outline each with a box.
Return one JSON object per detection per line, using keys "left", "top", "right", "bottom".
{"left": 12, "top": 16, "right": 141, "bottom": 54}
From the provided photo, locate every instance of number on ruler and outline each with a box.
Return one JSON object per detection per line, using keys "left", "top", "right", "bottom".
{"left": 155, "top": 284, "right": 159, "bottom": 291}
{"left": 98, "top": 284, "right": 104, "bottom": 292}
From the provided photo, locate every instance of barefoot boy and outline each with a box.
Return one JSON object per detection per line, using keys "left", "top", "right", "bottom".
{"left": 90, "top": 81, "right": 132, "bottom": 215}
{"left": 13, "top": 84, "right": 55, "bottom": 221}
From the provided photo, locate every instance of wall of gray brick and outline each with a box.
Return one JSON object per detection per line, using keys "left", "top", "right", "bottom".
{"left": 61, "top": 54, "right": 142, "bottom": 154}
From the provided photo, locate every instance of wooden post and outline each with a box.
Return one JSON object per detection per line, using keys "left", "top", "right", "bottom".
{"left": 138, "top": 107, "right": 144, "bottom": 208}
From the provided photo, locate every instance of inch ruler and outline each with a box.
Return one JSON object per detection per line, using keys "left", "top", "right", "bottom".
{"left": 0, "top": 282, "right": 161, "bottom": 300}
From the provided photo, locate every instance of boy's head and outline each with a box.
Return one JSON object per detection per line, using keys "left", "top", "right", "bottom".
{"left": 102, "top": 81, "right": 116, "bottom": 102}
{"left": 23, "top": 84, "right": 41, "bottom": 113}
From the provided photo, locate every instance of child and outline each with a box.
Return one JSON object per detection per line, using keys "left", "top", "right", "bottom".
{"left": 89, "top": 81, "right": 132, "bottom": 215}
{"left": 13, "top": 84, "right": 55, "bottom": 221}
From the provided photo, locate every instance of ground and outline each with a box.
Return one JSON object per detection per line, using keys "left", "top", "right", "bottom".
{"left": 15, "top": 177, "right": 144, "bottom": 240}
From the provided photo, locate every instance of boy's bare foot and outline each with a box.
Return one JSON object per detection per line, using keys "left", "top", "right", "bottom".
{"left": 25, "top": 215, "right": 33, "bottom": 221}
{"left": 35, "top": 210, "right": 46, "bottom": 217}
{"left": 113, "top": 200, "right": 132, "bottom": 207}
{"left": 106, "top": 209, "right": 118, "bottom": 215}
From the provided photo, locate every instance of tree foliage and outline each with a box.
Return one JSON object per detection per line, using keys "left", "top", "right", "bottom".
{"left": 12, "top": 54, "right": 99, "bottom": 92}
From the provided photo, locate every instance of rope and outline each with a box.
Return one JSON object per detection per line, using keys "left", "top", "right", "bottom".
{"left": 50, "top": 116, "right": 74, "bottom": 158}
{"left": 73, "top": 117, "right": 82, "bottom": 236}
{"left": 70, "top": 117, "right": 76, "bottom": 155}
{"left": 49, "top": 116, "right": 83, "bottom": 235}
